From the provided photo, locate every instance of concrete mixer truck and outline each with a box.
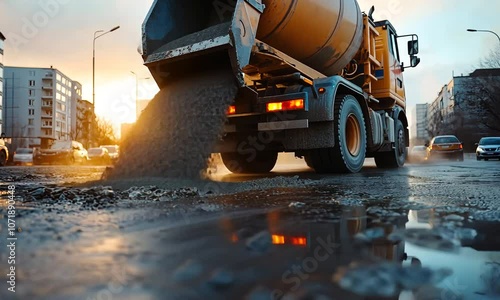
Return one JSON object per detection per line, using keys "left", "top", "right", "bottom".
{"left": 141, "top": 0, "right": 420, "bottom": 174}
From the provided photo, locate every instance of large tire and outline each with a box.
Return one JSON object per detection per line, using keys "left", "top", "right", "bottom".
{"left": 375, "top": 119, "right": 407, "bottom": 168}
{"left": 0, "top": 150, "right": 7, "bottom": 166}
{"left": 221, "top": 151, "right": 278, "bottom": 174}
{"left": 306, "top": 95, "right": 366, "bottom": 173}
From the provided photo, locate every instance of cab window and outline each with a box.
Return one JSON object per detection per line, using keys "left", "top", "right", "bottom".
{"left": 388, "top": 31, "right": 400, "bottom": 62}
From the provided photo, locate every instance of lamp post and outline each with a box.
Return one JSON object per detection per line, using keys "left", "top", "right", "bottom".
{"left": 130, "top": 71, "right": 151, "bottom": 119}
{"left": 467, "top": 28, "right": 500, "bottom": 44}
{"left": 92, "top": 25, "right": 120, "bottom": 145}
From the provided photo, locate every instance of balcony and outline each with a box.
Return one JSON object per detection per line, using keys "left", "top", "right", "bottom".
{"left": 42, "top": 94, "right": 54, "bottom": 99}
{"left": 41, "top": 113, "right": 53, "bottom": 118}
{"left": 42, "top": 85, "right": 53, "bottom": 90}
{"left": 42, "top": 102, "right": 53, "bottom": 108}
{"left": 40, "top": 132, "right": 54, "bottom": 138}
{"left": 41, "top": 124, "right": 53, "bottom": 128}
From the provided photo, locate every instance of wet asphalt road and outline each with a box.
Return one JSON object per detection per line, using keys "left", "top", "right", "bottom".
{"left": 0, "top": 156, "right": 499, "bottom": 299}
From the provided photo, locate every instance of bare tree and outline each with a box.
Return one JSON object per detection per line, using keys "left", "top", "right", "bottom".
{"left": 459, "top": 47, "right": 500, "bottom": 133}
{"left": 479, "top": 47, "right": 500, "bottom": 69}
{"left": 93, "top": 117, "right": 118, "bottom": 146}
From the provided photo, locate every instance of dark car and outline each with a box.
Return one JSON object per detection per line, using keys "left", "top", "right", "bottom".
{"left": 87, "top": 147, "right": 111, "bottom": 165}
{"left": 426, "top": 135, "right": 464, "bottom": 161}
{"left": 476, "top": 137, "right": 500, "bottom": 161}
{"left": 34, "top": 141, "right": 88, "bottom": 165}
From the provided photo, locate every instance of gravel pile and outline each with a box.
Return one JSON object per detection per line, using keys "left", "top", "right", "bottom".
{"left": 25, "top": 185, "right": 203, "bottom": 209}
{"left": 110, "top": 69, "right": 237, "bottom": 180}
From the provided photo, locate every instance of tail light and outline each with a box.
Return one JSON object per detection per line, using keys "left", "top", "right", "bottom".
{"left": 459, "top": 144, "right": 463, "bottom": 149}
{"left": 266, "top": 99, "right": 305, "bottom": 112}
{"left": 227, "top": 105, "right": 236, "bottom": 115}
{"left": 291, "top": 237, "right": 307, "bottom": 247}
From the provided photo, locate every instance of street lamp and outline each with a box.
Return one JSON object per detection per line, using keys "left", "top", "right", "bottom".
{"left": 467, "top": 28, "right": 500, "bottom": 43}
{"left": 130, "top": 71, "right": 151, "bottom": 119}
{"left": 92, "top": 25, "right": 120, "bottom": 145}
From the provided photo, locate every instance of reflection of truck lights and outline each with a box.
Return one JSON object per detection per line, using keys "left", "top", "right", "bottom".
{"left": 231, "top": 233, "right": 238, "bottom": 242}
{"left": 228, "top": 105, "right": 236, "bottom": 115}
{"left": 271, "top": 235, "right": 307, "bottom": 246}
{"left": 266, "top": 99, "right": 304, "bottom": 112}
{"left": 272, "top": 235, "right": 285, "bottom": 245}
{"left": 291, "top": 237, "right": 307, "bottom": 247}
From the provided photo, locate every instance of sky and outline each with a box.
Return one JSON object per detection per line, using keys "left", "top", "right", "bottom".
{"left": 1, "top": 0, "right": 499, "bottom": 132}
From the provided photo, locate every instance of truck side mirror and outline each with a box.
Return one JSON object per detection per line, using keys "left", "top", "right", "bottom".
{"left": 408, "top": 40, "right": 419, "bottom": 55}
{"left": 410, "top": 55, "right": 420, "bottom": 68}
{"left": 475, "top": 143, "right": 479, "bottom": 146}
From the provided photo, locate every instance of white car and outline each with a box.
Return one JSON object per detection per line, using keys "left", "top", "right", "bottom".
{"left": 13, "top": 148, "right": 34, "bottom": 165}
{"left": 476, "top": 137, "right": 500, "bottom": 161}
{"left": 100, "top": 145, "right": 119, "bottom": 162}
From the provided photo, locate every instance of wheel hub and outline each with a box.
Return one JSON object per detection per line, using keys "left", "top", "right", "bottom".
{"left": 346, "top": 114, "right": 361, "bottom": 157}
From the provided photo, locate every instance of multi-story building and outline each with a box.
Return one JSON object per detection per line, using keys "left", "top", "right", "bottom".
{"left": 410, "top": 103, "right": 429, "bottom": 145}
{"left": 73, "top": 99, "right": 93, "bottom": 147}
{"left": 0, "top": 31, "right": 5, "bottom": 134}
{"left": 426, "top": 68, "right": 500, "bottom": 151}
{"left": 2, "top": 67, "right": 82, "bottom": 149}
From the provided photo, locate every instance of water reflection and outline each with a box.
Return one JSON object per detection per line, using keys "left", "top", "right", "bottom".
{"left": 405, "top": 209, "right": 500, "bottom": 299}
{"left": 212, "top": 205, "right": 499, "bottom": 299}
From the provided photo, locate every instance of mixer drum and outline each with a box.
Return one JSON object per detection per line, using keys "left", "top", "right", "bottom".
{"left": 257, "top": 0, "right": 363, "bottom": 76}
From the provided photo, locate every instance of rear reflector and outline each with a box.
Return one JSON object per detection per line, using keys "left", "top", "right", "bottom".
{"left": 266, "top": 99, "right": 305, "bottom": 112}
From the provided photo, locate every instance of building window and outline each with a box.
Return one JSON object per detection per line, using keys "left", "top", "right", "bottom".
{"left": 29, "top": 71, "right": 36, "bottom": 77}
{"left": 28, "top": 119, "right": 34, "bottom": 125}
{"left": 29, "top": 99, "right": 35, "bottom": 106}
{"left": 29, "top": 89, "right": 35, "bottom": 96}
{"left": 29, "top": 80, "right": 35, "bottom": 87}
{"left": 28, "top": 109, "right": 35, "bottom": 116}
{"left": 28, "top": 128, "right": 34, "bottom": 136}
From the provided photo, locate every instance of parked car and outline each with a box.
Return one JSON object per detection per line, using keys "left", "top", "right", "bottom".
{"left": 0, "top": 138, "right": 8, "bottom": 166}
{"left": 34, "top": 141, "right": 88, "bottom": 165}
{"left": 100, "top": 145, "right": 119, "bottom": 162}
{"left": 13, "top": 148, "right": 34, "bottom": 165}
{"left": 426, "top": 135, "right": 464, "bottom": 161}
{"left": 476, "top": 137, "right": 500, "bottom": 161}
{"left": 408, "top": 145, "right": 427, "bottom": 163}
{"left": 88, "top": 147, "right": 112, "bottom": 165}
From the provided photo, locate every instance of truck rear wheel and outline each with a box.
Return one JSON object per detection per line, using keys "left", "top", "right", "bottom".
{"left": 375, "top": 119, "right": 407, "bottom": 168}
{"left": 306, "top": 95, "right": 366, "bottom": 173}
{"left": 221, "top": 151, "right": 278, "bottom": 174}
{"left": 0, "top": 150, "right": 7, "bottom": 166}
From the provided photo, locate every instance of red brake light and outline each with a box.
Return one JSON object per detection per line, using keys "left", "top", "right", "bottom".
{"left": 291, "top": 237, "right": 307, "bottom": 247}
{"left": 459, "top": 144, "right": 463, "bottom": 149}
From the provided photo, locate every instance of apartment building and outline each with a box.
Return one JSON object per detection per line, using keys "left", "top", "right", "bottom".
{"left": 426, "top": 69, "right": 500, "bottom": 151}
{"left": 410, "top": 103, "right": 429, "bottom": 145}
{"left": 2, "top": 67, "right": 82, "bottom": 148}
{"left": 0, "top": 32, "right": 5, "bottom": 134}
